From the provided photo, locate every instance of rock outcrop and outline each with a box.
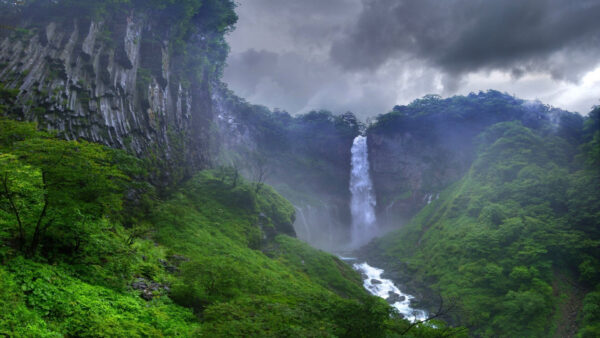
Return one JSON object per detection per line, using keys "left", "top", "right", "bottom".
{"left": 0, "top": 11, "right": 220, "bottom": 186}
{"left": 366, "top": 91, "right": 579, "bottom": 229}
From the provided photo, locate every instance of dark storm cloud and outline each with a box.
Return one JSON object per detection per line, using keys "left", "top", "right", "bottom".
{"left": 331, "top": 0, "right": 600, "bottom": 80}
{"left": 227, "top": 0, "right": 361, "bottom": 50}
{"left": 224, "top": 0, "right": 600, "bottom": 116}
{"left": 224, "top": 48, "right": 403, "bottom": 115}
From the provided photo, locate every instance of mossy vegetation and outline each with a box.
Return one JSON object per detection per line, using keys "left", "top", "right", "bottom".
{"left": 2, "top": 1, "right": 596, "bottom": 336}
{"left": 368, "top": 111, "right": 600, "bottom": 336}
{"left": 0, "top": 109, "right": 458, "bottom": 336}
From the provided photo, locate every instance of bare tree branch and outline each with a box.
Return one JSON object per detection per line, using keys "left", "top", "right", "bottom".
{"left": 399, "top": 295, "right": 458, "bottom": 336}
{"left": 2, "top": 172, "right": 24, "bottom": 250}
{"left": 28, "top": 169, "right": 50, "bottom": 256}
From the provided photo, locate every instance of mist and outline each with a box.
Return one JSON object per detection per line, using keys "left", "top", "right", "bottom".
{"left": 0, "top": 1, "right": 598, "bottom": 336}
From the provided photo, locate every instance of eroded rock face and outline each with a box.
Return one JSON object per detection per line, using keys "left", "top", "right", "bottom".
{"left": 131, "top": 277, "right": 169, "bottom": 301}
{"left": 365, "top": 91, "right": 577, "bottom": 230}
{"left": 368, "top": 129, "right": 473, "bottom": 228}
{"left": 0, "top": 14, "right": 217, "bottom": 185}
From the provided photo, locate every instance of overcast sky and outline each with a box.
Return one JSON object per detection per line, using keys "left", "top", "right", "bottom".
{"left": 223, "top": 0, "right": 600, "bottom": 118}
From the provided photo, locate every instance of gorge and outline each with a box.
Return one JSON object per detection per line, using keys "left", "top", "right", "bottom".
{"left": 0, "top": 1, "right": 599, "bottom": 337}
{"left": 347, "top": 134, "right": 428, "bottom": 322}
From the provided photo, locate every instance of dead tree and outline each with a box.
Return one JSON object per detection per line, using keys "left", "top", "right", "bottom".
{"left": 250, "top": 152, "right": 270, "bottom": 193}
{"left": 400, "top": 296, "right": 466, "bottom": 336}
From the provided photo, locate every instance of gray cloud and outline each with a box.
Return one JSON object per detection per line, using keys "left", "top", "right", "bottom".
{"left": 331, "top": 0, "right": 600, "bottom": 81}
{"left": 224, "top": 48, "right": 403, "bottom": 115}
{"left": 224, "top": 0, "right": 600, "bottom": 117}
{"left": 224, "top": 49, "right": 331, "bottom": 111}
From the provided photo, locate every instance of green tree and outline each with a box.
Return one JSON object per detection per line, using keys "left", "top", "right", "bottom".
{"left": 0, "top": 119, "right": 128, "bottom": 257}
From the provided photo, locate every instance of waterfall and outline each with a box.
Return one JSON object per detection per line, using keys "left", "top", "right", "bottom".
{"left": 294, "top": 206, "right": 312, "bottom": 242}
{"left": 349, "top": 135, "right": 377, "bottom": 247}
{"left": 347, "top": 135, "right": 429, "bottom": 323}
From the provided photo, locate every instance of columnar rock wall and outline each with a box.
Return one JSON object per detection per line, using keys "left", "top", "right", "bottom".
{"left": 0, "top": 14, "right": 217, "bottom": 184}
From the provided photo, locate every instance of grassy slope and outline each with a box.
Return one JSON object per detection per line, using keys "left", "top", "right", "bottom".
{"left": 151, "top": 171, "right": 390, "bottom": 337}
{"left": 0, "top": 166, "right": 395, "bottom": 337}
{"left": 0, "top": 93, "right": 467, "bottom": 336}
{"left": 369, "top": 120, "right": 600, "bottom": 337}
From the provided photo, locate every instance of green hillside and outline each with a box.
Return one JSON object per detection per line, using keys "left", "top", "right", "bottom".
{"left": 367, "top": 110, "right": 600, "bottom": 336}
{"left": 0, "top": 114, "right": 463, "bottom": 336}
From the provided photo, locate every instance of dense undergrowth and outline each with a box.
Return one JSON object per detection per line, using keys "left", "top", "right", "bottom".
{"left": 0, "top": 114, "right": 463, "bottom": 336}
{"left": 366, "top": 90, "right": 586, "bottom": 227}
{"left": 369, "top": 108, "right": 600, "bottom": 337}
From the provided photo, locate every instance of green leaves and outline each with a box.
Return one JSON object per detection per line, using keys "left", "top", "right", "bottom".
{"left": 0, "top": 153, "right": 44, "bottom": 249}
{"left": 0, "top": 118, "right": 131, "bottom": 258}
{"left": 0, "top": 258, "right": 199, "bottom": 337}
{"left": 371, "top": 119, "right": 600, "bottom": 336}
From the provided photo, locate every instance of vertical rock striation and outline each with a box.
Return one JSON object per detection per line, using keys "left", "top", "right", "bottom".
{"left": 366, "top": 91, "right": 580, "bottom": 229}
{"left": 0, "top": 11, "right": 220, "bottom": 186}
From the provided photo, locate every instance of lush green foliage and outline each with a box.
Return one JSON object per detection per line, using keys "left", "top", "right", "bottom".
{"left": 0, "top": 119, "right": 199, "bottom": 336}
{"left": 579, "top": 287, "right": 600, "bottom": 337}
{"left": 216, "top": 89, "right": 360, "bottom": 211}
{"left": 149, "top": 170, "right": 395, "bottom": 336}
{"left": 370, "top": 119, "right": 600, "bottom": 336}
{"left": 0, "top": 118, "right": 455, "bottom": 336}
{"left": 0, "top": 258, "right": 200, "bottom": 337}
{"left": 0, "top": 118, "right": 132, "bottom": 259}
{"left": 365, "top": 90, "right": 585, "bottom": 230}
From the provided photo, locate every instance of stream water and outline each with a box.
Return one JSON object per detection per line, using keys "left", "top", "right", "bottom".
{"left": 347, "top": 135, "right": 428, "bottom": 323}
{"left": 353, "top": 262, "right": 428, "bottom": 322}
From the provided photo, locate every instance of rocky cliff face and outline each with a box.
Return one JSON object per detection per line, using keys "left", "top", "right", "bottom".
{"left": 0, "top": 5, "right": 355, "bottom": 249}
{"left": 0, "top": 12, "right": 219, "bottom": 185}
{"left": 368, "top": 128, "right": 474, "bottom": 228}
{"left": 366, "top": 91, "right": 581, "bottom": 229}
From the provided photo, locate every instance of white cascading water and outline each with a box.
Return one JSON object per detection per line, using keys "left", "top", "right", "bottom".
{"left": 348, "top": 135, "right": 428, "bottom": 322}
{"left": 294, "top": 206, "right": 312, "bottom": 243}
{"left": 353, "top": 262, "right": 428, "bottom": 322}
{"left": 349, "top": 135, "right": 377, "bottom": 247}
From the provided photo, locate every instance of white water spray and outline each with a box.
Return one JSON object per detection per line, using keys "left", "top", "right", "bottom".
{"left": 350, "top": 135, "right": 377, "bottom": 247}
{"left": 294, "top": 206, "right": 312, "bottom": 242}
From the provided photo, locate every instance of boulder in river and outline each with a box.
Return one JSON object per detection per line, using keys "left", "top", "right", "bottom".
{"left": 386, "top": 291, "right": 406, "bottom": 304}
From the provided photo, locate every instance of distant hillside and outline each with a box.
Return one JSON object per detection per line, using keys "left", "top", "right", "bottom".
{"left": 363, "top": 106, "right": 600, "bottom": 336}
{"left": 367, "top": 90, "right": 584, "bottom": 230}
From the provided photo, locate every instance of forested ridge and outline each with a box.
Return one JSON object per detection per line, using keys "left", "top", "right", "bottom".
{"left": 366, "top": 103, "right": 600, "bottom": 336}
{"left": 0, "top": 96, "right": 465, "bottom": 336}
{"left": 0, "top": 0, "right": 599, "bottom": 337}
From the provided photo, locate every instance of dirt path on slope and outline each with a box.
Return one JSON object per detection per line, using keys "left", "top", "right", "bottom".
{"left": 552, "top": 270, "right": 587, "bottom": 338}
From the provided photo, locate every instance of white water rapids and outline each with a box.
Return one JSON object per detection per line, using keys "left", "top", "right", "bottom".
{"left": 353, "top": 262, "right": 428, "bottom": 322}
{"left": 348, "top": 135, "right": 428, "bottom": 323}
